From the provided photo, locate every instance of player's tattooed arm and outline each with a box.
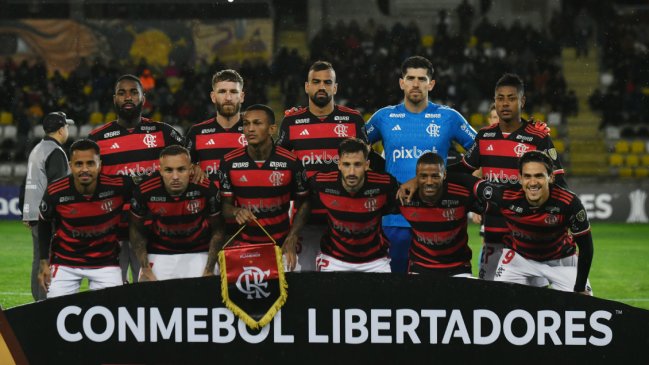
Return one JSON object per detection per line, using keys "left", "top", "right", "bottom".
{"left": 129, "top": 213, "right": 156, "bottom": 281}
{"left": 204, "top": 215, "right": 225, "bottom": 276}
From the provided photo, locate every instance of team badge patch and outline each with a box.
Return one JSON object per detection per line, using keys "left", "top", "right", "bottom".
{"left": 218, "top": 223, "right": 288, "bottom": 329}
{"left": 548, "top": 148, "right": 558, "bottom": 160}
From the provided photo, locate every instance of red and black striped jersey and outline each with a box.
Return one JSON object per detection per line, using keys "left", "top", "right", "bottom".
{"left": 219, "top": 146, "right": 308, "bottom": 246}
{"left": 309, "top": 170, "right": 398, "bottom": 263}
{"left": 277, "top": 105, "right": 368, "bottom": 223}
{"left": 39, "top": 174, "right": 133, "bottom": 267}
{"left": 130, "top": 173, "right": 221, "bottom": 254}
{"left": 474, "top": 181, "right": 590, "bottom": 261}
{"left": 88, "top": 118, "right": 184, "bottom": 179}
{"left": 185, "top": 116, "right": 247, "bottom": 178}
{"left": 461, "top": 120, "right": 565, "bottom": 244}
{"left": 399, "top": 173, "right": 483, "bottom": 270}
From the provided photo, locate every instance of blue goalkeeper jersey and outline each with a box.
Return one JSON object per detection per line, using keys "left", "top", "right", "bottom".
{"left": 366, "top": 101, "right": 476, "bottom": 227}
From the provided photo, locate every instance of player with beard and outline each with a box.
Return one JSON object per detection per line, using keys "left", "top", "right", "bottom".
{"left": 277, "top": 61, "right": 370, "bottom": 271}
{"left": 88, "top": 74, "right": 188, "bottom": 284}
{"left": 38, "top": 139, "right": 132, "bottom": 297}
{"left": 309, "top": 138, "right": 399, "bottom": 272}
{"left": 366, "top": 56, "right": 476, "bottom": 273}
{"left": 186, "top": 69, "right": 248, "bottom": 179}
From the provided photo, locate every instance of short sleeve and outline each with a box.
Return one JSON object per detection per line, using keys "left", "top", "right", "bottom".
{"left": 365, "top": 112, "right": 382, "bottom": 144}
{"left": 292, "top": 158, "right": 309, "bottom": 198}
{"left": 276, "top": 118, "right": 292, "bottom": 150}
{"left": 130, "top": 186, "right": 148, "bottom": 218}
{"left": 568, "top": 197, "right": 591, "bottom": 236}
{"left": 39, "top": 190, "right": 56, "bottom": 221}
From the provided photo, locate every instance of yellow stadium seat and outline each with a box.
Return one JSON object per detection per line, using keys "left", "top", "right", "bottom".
{"left": 641, "top": 154, "right": 649, "bottom": 166}
{"left": 618, "top": 167, "right": 634, "bottom": 178}
{"left": 521, "top": 112, "right": 529, "bottom": 121}
{"left": 554, "top": 140, "right": 565, "bottom": 154}
{"left": 631, "top": 140, "right": 645, "bottom": 154}
{"left": 469, "top": 113, "right": 484, "bottom": 128}
{"left": 89, "top": 112, "right": 104, "bottom": 125}
{"left": 152, "top": 112, "right": 162, "bottom": 122}
{"left": 609, "top": 153, "right": 624, "bottom": 167}
{"left": 532, "top": 112, "right": 546, "bottom": 123}
{"left": 549, "top": 128, "right": 558, "bottom": 139}
{"left": 626, "top": 154, "right": 640, "bottom": 167}
{"left": 104, "top": 111, "right": 117, "bottom": 123}
{"left": 614, "top": 140, "right": 630, "bottom": 154}
{"left": 0, "top": 111, "right": 13, "bottom": 125}
{"left": 421, "top": 35, "right": 434, "bottom": 47}
{"left": 635, "top": 167, "right": 649, "bottom": 178}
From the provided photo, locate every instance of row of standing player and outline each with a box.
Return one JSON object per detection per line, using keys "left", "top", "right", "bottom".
{"left": 29, "top": 54, "right": 592, "bottom": 299}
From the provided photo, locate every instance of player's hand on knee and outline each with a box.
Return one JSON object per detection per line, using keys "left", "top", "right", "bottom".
{"left": 139, "top": 267, "right": 157, "bottom": 282}
{"left": 282, "top": 235, "right": 299, "bottom": 271}
{"left": 38, "top": 260, "right": 51, "bottom": 293}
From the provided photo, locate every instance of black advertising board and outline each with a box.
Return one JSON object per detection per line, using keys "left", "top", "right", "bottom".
{"left": 5, "top": 273, "right": 649, "bottom": 364}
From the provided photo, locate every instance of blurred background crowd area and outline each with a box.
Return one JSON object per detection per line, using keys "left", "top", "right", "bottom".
{"left": 0, "top": 0, "right": 648, "bottom": 179}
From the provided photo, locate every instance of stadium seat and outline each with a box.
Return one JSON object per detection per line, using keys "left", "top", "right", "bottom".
{"left": 626, "top": 154, "right": 640, "bottom": 167}
{"left": 641, "top": 154, "right": 649, "bottom": 167}
{"left": 547, "top": 112, "right": 562, "bottom": 126}
{"left": 532, "top": 112, "right": 546, "bottom": 123}
{"left": 618, "top": 167, "right": 634, "bottom": 178}
{"left": 13, "top": 163, "right": 27, "bottom": 178}
{"left": 469, "top": 113, "right": 484, "bottom": 128}
{"left": 631, "top": 140, "right": 645, "bottom": 154}
{"left": 0, "top": 111, "right": 13, "bottom": 125}
{"left": 609, "top": 153, "right": 624, "bottom": 167}
{"left": 89, "top": 112, "right": 104, "bottom": 125}
{"left": 104, "top": 111, "right": 117, "bottom": 123}
{"left": 32, "top": 125, "right": 45, "bottom": 139}
{"left": 68, "top": 125, "right": 79, "bottom": 139}
{"left": 79, "top": 124, "right": 94, "bottom": 138}
{"left": 554, "top": 140, "right": 565, "bottom": 153}
{"left": 421, "top": 35, "right": 434, "bottom": 47}
{"left": 522, "top": 112, "right": 529, "bottom": 121}
{"left": 614, "top": 140, "right": 630, "bottom": 154}
{"left": 0, "top": 164, "right": 12, "bottom": 177}
{"left": 3, "top": 125, "right": 17, "bottom": 139}
{"left": 152, "top": 111, "right": 163, "bottom": 122}
{"left": 635, "top": 167, "right": 649, "bottom": 178}
{"left": 549, "top": 128, "right": 558, "bottom": 139}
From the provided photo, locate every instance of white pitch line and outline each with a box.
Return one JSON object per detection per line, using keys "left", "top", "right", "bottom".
{"left": 613, "top": 298, "right": 649, "bottom": 302}
{"left": 0, "top": 292, "right": 31, "bottom": 296}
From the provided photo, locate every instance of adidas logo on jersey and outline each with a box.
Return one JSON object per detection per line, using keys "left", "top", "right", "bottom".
{"left": 392, "top": 125, "right": 402, "bottom": 131}
{"left": 206, "top": 139, "right": 215, "bottom": 146}
{"left": 487, "top": 145, "right": 494, "bottom": 151}
{"left": 299, "top": 129, "right": 310, "bottom": 136}
{"left": 239, "top": 175, "right": 248, "bottom": 182}
{"left": 110, "top": 143, "right": 120, "bottom": 149}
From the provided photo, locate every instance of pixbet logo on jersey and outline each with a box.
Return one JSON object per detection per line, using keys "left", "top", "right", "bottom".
{"left": 302, "top": 151, "right": 339, "bottom": 166}
{"left": 392, "top": 146, "right": 432, "bottom": 162}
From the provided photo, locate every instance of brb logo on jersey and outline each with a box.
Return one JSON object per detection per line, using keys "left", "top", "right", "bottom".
{"left": 143, "top": 134, "right": 157, "bottom": 148}
{"left": 392, "top": 146, "right": 433, "bottom": 162}
{"left": 236, "top": 266, "right": 271, "bottom": 299}
{"left": 426, "top": 122, "right": 440, "bottom": 137}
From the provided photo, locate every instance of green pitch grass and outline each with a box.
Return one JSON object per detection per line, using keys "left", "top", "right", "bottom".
{"left": 1, "top": 220, "right": 648, "bottom": 310}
